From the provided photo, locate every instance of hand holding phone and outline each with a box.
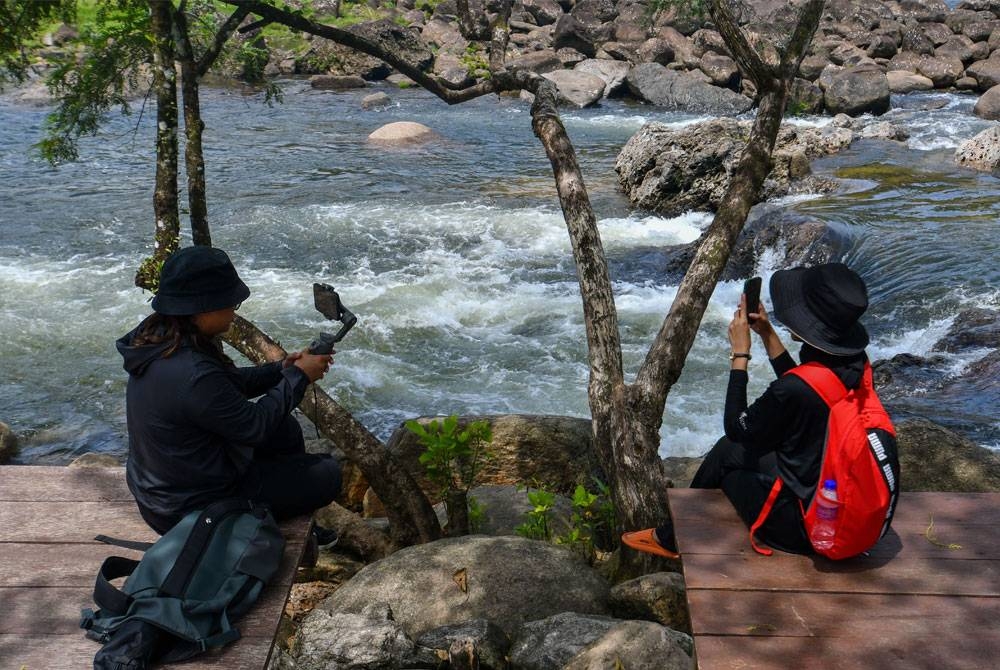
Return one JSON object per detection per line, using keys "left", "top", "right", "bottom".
{"left": 743, "top": 277, "right": 762, "bottom": 322}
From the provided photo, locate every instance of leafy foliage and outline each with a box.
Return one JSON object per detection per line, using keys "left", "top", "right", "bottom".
{"left": 515, "top": 478, "right": 619, "bottom": 564}
{"left": 406, "top": 415, "right": 493, "bottom": 531}
{"left": 0, "top": 0, "right": 77, "bottom": 87}
{"left": 514, "top": 486, "right": 556, "bottom": 541}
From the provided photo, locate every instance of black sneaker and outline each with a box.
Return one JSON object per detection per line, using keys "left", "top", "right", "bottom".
{"left": 312, "top": 525, "right": 339, "bottom": 550}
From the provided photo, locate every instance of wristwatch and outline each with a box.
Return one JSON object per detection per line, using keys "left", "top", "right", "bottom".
{"left": 729, "top": 352, "right": 752, "bottom": 361}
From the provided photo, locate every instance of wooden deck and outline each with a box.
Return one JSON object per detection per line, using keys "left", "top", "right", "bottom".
{"left": 669, "top": 488, "right": 1000, "bottom": 670}
{"left": 0, "top": 465, "right": 311, "bottom": 670}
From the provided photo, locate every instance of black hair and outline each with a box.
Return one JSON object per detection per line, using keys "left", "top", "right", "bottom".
{"left": 132, "top": 313, "right": 234, "bottom": 365}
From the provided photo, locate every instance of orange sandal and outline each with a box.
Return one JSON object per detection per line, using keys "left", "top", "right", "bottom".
{"left": 621, "top": 528, "right": 680, "bottom": 559}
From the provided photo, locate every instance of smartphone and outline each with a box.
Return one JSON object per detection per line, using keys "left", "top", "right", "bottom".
{"left": 743, "top": 276, "right": 762, "bottom": 321}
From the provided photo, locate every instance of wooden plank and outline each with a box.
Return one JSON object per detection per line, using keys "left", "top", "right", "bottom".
{"left": 0, "top": 541, "right": 304, "bottom": 589}
{"left": 686, "top": 590, "right": 1000, "bottom": 637}
{"left": 694, "top": 630, "right": 1000, "bottom": 670}
{"left": 0, "top": 634, "right": 276, "bottom": 670}
{"left": 679, "top": 552, "right": 1000, "bottom": 596}
{"left": 0, "top": 465, "right": 132, "bottom": 502}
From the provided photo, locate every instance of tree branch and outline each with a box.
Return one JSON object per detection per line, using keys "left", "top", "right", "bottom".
{"left": 708, "top": 0, "right": 772, "bottom": 87}
{"left": 225, "top": 315, "right": 443, "bottom": 547}
{"left": 220, "top": 0, "right": 498, "bottom": 105}
{"left": 197, "top": 6, "right": 252, "bottom": 78}
{"left": 778, "top": 0, "right": 825, "bottom": 79}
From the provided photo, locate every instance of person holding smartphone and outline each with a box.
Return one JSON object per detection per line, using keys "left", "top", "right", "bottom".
{"left": 623, "top": 263, "right": 882, "bottom": 558}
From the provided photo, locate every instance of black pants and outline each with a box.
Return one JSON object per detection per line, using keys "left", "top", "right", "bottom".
{"left": 239, "top": 416, "right": 343, "bottom": 522}
{"left": 691, "top": 437, "right": 812, "bottom": 555}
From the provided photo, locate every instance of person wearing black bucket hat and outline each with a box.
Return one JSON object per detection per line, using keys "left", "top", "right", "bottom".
{"left": 116, "top": 246, "right": 342, "bottom": 543}
{"left": 623, "top": 263, "right": 896, "bottom": 558}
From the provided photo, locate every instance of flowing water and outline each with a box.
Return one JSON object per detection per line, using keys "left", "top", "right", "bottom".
{"left": 1, "top": 81, "right": 998, "bottom": 464}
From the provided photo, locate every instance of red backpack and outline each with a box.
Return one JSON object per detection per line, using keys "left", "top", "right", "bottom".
{"left": 750, "top": 361, "right": 900, "bottom": 559}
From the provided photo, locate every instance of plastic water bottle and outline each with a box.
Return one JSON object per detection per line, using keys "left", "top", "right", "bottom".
{"left": 811, "top": 479, "right": 839, "bottom": 551}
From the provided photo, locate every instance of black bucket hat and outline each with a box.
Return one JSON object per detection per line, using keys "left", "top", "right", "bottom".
{"left": 151, "top": 246, "right": 250, "bottom": 316}
{"left": 769, "top": 263, "right": 870, "bottom": 356}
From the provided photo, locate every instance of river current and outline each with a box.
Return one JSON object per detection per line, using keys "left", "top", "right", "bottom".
{"left": 1, "top": 80, "right": 997, "bottom": 463}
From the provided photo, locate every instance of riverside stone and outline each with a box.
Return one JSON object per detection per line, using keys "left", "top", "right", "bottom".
{"left": 509, "top": 613, "right": 620, "bottom": 670}
{"left": 933, "top": 308, "right": 1000, "bottom": 352}
{"left": 0, "top": 421, "right": 16, "bottom": 464}
{"left": 574, "top": 58, "right": 631, "bottom": 96}
{"left": 68, "top": 453, "right": 120, "bottom": 468}
{"left": 542, "top": 69, "right": 607, "bottom": 107}
{"left": 916, "top": 54, "right": 965, "bottom": 86}
{"left": 955, "top": 125, "right": 1000, "bottom": 170}
{"left": 824, "top": 64, "right": 890, "bottom": 116}
{"left": 508, "top": 49, "right": 563, "bottom": 73}
{"left": 974, "top": 83, "right": 1000, "bottom": 117}
{"left": 367, "top": 121, "right": 437, "bottom": 144}
{"left": 625, "top": 63, "right": 752, "bottom": 114}
{"left": 894, "top": 418, "right": 1000, "bottom": 492}
{"left": 309, "top": 74, "right": 367, "bottom": 90}
{"left": 563, "top": 620, "right": 694, "bottom": 670}
{"left": 317, "top": 536, "right": 611, "bottom": 638}
{"left": 361, "top": 92, "right": 392, "bottom": 110}
{"left": 886, "top": 69, "right": 935, "bottom": 92}
{"left": 698, "top": 52, "right": 740, "bottom": 89}
{"left": 609, "top": 572, "right": 691, "bottom": 634}
{"left": 522, "top": 0, "right": 563, "bottom": 26}
{"left": 415, "top": 620, "right": 510, "bottom": 670}
{"left": 290, "top": 609, "right": 415, "bottom": 670}
{"left": 966, "top": 56, "right": 1000, "bottom": 88}
{"left": 936, "top": 34, "right": 976, "bottom": 62}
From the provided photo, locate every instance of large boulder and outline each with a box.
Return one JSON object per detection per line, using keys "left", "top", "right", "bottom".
{"left": 698, "top": 52, "right": 741, "bottom": 90}
{"left": 894, "top": 418, "right": 1000, "bottom": 492}
{"left": 415, "top": 620, "right": 510, "bottom": 670}
{"left": 573, "top": 58, "right": 631, "bottom": 96}
{"left": 625, "top": 63, "right": 753, "bottom": 114}
{"left": 974, "top": 84, "right": 1000, "bottom": 118}
{"left": 886, "top": 69, "right": 935, "bottom": 92}
{"left": 823, "top": 64, "right": 891, "bottom": 116}
{"left": 933, "top": 308, "right": 1000, "bottom": 352}
{"left": 317, "top": 536, "right": 611, "bottom": 638}
{"left": 522, "top": 0, "right": 563, "bottom": 26}
{"left": 615, "top": 118, "right": 852, "bottom": 217}
{"left": 955, "top": 125, "right": 1000, "bottom": 171}
{"left": 508, "top": 49, "right": 564, "bottom": 74}
{"left": 553, "top": 14, "right": 609, "bottom": 57}
{"left": 609, "top": 572, "right": 691, "bottom": 633}
{"left": 459, "top": 485, "right": 574, "bottom": 537}
{"left": 966, "top": 56, "right": 1000, "bottom": 90}
{"left": 309, "top": 74, "right": 367, "bottom": 90}
{"left": 543, "top": 69, "right": 607, "bottom": 107}
{"left": 288, "top": 608, "right": 417, "bottom": 670}
{"left": 915, "top": 55, "right": 965, "bottom": 87}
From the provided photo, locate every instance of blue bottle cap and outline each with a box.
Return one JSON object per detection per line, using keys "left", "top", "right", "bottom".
{"left": 823, "top": 479, "right": 837, "bottom": 490}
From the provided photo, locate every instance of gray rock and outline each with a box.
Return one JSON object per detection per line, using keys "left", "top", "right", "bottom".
{"left": 0, "top": 422, "right": 17, "bottom": 464}
{"left": 888, "top": 50, "right": 925, "bottom": 74}
{"left": 523, "top": 0, "right": 563, "bottom": 26}
{"left": 625, "top": 63, "right": 752, "bottom": 114}
{"left": 552, "top": 14, "right": 604, "bottom": 57}
{"left": 921, "top": 22, "right": 955, "bottom": 47}
{"left": 422, "top": 17, "right": 466, "bottom": 51}
{"left": 957, "top": 75, "right": 981, "bottom": 89}
{"left": 557, "top": 47, "right": 588, "bottom": 67}
{"left": 609, "top": 572, "right": 691, "bottom": 634}
{"left": 699, "top": 52, "right": 740, "bottom": 89}
{"left": 886, "top": 69, "right": 935, "bottom": 92}
{"left": 569, "top": 0, "right": 617, "bottom": 24}
{"left": 946, "top": 8, "right": 990, "bottom": 35}
{"left": 636, "top": 37, "right": 676, "bottom": 66}
{"left": 310, "top": 74, "right": 367, "bottom": 90}
{"left": 319, "top": 536, "right": 611, "bottom": 638}
{"left": 966, "top": 20, "right": 1000, "bottom": 44}
{"left": 789, "top": 77, "right": 824, "bottom": 114}
{"left": 974, "top": 84, "right": 1000, "bottom": 118}
{"left": 817, "top": 63, "right": 844, "bottom": 91}
{"left": 508, "top": 49, "right": 564, "bottom": 73}
{"left": 368, "top": 121, "right": 437, "bottom": 144}
{"left": 415, "top": 619, "right": 510, "bottom": 670}
{"left": 573, "top": 58, "right": 630, "bottom": 96}
{"left": 857, "top": 120, "right": 910, "bottom": 141}
{"left": 543, "top": 69, "right": 607, "bottom": 107}
{"left": 655, "top": 26, "right": 697, "bottom": 67}
{"left": 901, "top": 26, "right": 936, "bottom": 55}
{"left": 509, "top": 613, "right": 619, "bottom": 670}
{"left": 361, "top": 92, "right": 392, "bottom": 110}
{"left": 461, "top": 484, "right": 574, "bottom": 536}
{"left": 662, "top": 456, "right": 705, "bottom": 488}
{"left": 868, "top": 34, "right": 899, "bottom": 59}
{"left": 563, "top": 620, "right": 694, "bottom": 670}
{"left": 955, "top": 125, "right": 1000, "bottom": 171}
{"left": 936, "top": 35, "right": 976, "bottom": 63}
{"left": 615, "top": 119, "right": 849, "bottom": 217}
{"left": 894, "top": 0, "right": 948, "bottom": 23}
{"left": 691, "top": 28, "right": 728, "bottom": 58}
{"left": 895, "top": 418, "right": 1000, "bottom": 492}
{"left": 967, "top": 57, "right": 1000, "bottom": 89}
{"left": 290, "top": 610, "right": 415, "bottom": 670}
{"left": 799, "top": 53, "right": 830, "bottom": 80}
{"left": 933, "top": 308, "right": 1000, "bottom": 352}
{"left": 824, "top": 64, "right": 890, "bottom": 116}
{"left": 916, "top": 55, "right": 965, "bottom": 86}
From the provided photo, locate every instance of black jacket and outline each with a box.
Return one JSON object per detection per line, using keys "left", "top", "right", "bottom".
{"left": 116, "top": 322, "right": 309, "bottom": 524}
{"left": 723, "top": 345, "right": 867, "bottom": 502}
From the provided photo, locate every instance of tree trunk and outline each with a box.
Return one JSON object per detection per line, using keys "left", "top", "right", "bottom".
{"left": 224, "top": 315, "right": 443, "bottom": 547}
{"left": 172, "top": 8, "right": 211, "bottom": 247}
{"left": 313, "top": 500, "right": 395, "bottom": 561}
{"left": 445, "top": 490, "right": 469, "bottom": 536}
{"left": 137, "top": 0, "right": 180, "bottom": 290}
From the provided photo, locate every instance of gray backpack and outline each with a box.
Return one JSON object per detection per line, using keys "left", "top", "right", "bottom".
{"left": 81, "top": 499, "right": 285, "bottom": 667}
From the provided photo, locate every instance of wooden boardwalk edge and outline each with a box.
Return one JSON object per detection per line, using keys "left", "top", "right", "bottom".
{"left": 0, "top": 465, "right": 311, "bottom": 670}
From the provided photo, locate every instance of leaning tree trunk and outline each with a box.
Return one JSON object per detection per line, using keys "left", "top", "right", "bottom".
{"left": 136, "top": 0, "right": 180, "bottom": 290}
{"left": 173, "top": 8, "right": 211, "bottom": 247}
{"left": 224, "top": 315, "right": 443, "bottom": 547}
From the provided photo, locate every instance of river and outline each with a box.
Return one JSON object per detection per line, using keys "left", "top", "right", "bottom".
{"left": 1, "top": 80, "right": 997, "bottom": 464}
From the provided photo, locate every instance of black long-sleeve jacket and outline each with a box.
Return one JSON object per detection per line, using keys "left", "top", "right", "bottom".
{"left": 723, "top": 345, "right": 867, "bottom": 501}
{"left": 116, "top": 323, "right": 309, "bottom": 522}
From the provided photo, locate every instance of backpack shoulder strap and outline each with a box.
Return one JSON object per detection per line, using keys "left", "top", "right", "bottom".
{"left": 94, "top": 534, "right": 155, "bottom": 553}
{"left": 91, "top": 555, "right": 142, "bottom": 616}
{"left": 160, "top": 499, "right": 258, "bottom": 598}
{"left": 785, "top": 361, "right": 849, "bottom": 408}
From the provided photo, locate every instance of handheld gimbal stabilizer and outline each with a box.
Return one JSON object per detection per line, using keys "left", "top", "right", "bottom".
{"left": 308, "top": 283, "right": 357, "bottom": 355}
